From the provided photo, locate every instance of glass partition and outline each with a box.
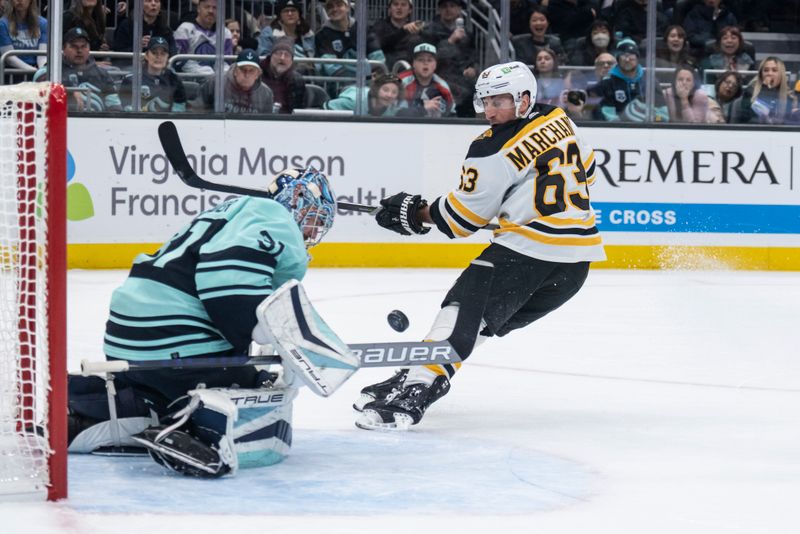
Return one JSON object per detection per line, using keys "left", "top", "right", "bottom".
{"left": 2, "top": 0, "right": 798, "bottom": 124}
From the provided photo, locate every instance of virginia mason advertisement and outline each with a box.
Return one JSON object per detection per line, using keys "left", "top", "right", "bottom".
{"left": 66, "top": 118, "right": 800, "bottom": 256}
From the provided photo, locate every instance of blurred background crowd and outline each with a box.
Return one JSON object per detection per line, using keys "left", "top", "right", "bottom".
{"left": 1, "top": 0, "right": 799, "bottom": 124}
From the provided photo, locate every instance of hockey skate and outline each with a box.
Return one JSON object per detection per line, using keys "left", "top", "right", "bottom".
{"left": 352, "top": 369, "right": 408, "bottom": 412}
{"left": 355, "top": 375, "right": 450, "bottom": 431}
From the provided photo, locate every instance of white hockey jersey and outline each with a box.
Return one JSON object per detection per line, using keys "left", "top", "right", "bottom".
{"left": 429, "top": 104, "right": 606, "bottom": 263}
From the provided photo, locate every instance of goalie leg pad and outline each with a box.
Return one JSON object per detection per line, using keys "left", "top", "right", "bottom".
{"left": 253, "top": 280, "right": 359, "bottom": 397}
{"left": 132, "top": 385, "right": 298, "bottom": 477}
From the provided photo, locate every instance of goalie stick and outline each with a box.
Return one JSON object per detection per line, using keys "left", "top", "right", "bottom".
{"left": 157, "top": 121, "right": 499, "bottom": 229}
{"left": 158, "top": 121, "right": 377, "bottom": 215}
{"left": 81, "top": 339, "right": 461, "bottom": 375}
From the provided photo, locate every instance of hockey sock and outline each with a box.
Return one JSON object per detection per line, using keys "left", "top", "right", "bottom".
{"left": 405, "top": 362, "right": 461, "bottom": 386}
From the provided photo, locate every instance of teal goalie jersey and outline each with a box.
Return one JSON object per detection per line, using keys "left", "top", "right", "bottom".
{"left": 103, "top": 196, "right": 309, "bottom": 361}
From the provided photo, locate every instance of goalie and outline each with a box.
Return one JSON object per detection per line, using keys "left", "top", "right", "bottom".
{"left": 68, "top": 167, "right": 359, "bottom": 478}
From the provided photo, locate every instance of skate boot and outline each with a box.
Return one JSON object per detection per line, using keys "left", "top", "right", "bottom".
{"left": 355, "top": 375, "right": 450, "bottom": 431}
{"left": 353, "top": 369, "right": 408, "bottom": 412}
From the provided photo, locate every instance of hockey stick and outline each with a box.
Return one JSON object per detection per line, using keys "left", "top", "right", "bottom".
{"left": 81, "top": 339, "right": 460, "bottom": 375}
{"left": 158, "top": 121, "right": 378, "bottom": 215}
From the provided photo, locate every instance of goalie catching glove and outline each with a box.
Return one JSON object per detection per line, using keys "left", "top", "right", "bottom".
{"left": 375, "top": 192, "right": 430, "bottom": 236}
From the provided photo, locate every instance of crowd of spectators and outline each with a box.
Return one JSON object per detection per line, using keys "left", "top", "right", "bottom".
{"left": 1, "top": 0, "right": 799, "bottom": 124}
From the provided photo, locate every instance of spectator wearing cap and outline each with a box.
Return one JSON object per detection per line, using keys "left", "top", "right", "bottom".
{"left": 174, "top": 0, "right": 233, "bottom": 74}
{"left": 420, "top": 0, "right": 477, "bottom": 117}
{"left": 512, "top": 8, "right": 568, "bottom": 68}
{"left": 194, "top": 48, "right": 274, "bottom": 114}
{"left": 120, "top": 36, "right": 186, "bottom": 112}
{"left": 595, "top": 38, "right": 668, "bottom": 122}
{"left": 112, "top": 0, "right": 176, "bottom": 57}
{"left": 62, "top": 0, "right": 109, "bottom": 52}
{"left": 325, "top": 71, "right": 408, "bottom": 116}
{"left": 369, "top": 0, "right": 425, "bottom": 70}
{"left": 315, "top": 0, "right": 385, "bottom": 78}
{"left": 35, "top": 27, "right": 121, "bottom": 112}
{"left": 0, "top": 0, "right": 47, "bottom": 73}
{"left": 397, "top": 42, "right": 455, "bottom": 118}
{"left": 260, "top": 37, "right": 305, "bottom": 114}
{"left": 257, "top": 0, "right": 315, "bottom": 72}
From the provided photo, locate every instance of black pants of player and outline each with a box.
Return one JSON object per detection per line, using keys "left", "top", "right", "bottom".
{"left": 444, "top": 243, "right": 590, "bottom": 338}
{"left": 68, "top": 364, "right": 264, "bottom": 429}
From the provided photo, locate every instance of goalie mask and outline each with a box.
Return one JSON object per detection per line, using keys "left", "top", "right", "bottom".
{"left": 473, "top": 61, "right": 537, "bottom": 118}
{"left": 269, "top": 168, "right": 336, "bottom": 248}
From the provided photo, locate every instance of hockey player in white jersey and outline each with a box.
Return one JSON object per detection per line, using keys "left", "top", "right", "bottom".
{"left": 355, "top": 61, "right": 606, "bottom": 431}
{"left": 68, "top": 167, "right": 359, "bottom": 477}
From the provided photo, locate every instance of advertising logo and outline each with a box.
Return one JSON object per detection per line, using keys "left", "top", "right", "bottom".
{"left": 66, "top": 150, "right": 94, "bottom": 221}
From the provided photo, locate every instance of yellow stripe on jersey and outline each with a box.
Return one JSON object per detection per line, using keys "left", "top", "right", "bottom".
{"left": 446, "top": 192, "right": 491, "bottom": 226}
{"left": 583, "top": 151, "right": 595, "bottom": 172}
{"left": 501, "top": 111, "right": 559, "bottom": 150}
{"left": 536, "top": 214, "right": 597, "bottom": 228}
{"left": 495, "top": 219, "right": 603, "bottom": 246}
{"left": 445, "top": 216, "right": 473, "bottom": 237}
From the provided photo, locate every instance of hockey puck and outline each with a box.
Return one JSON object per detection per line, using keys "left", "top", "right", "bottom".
{"left": 387, "top": 309, "right": 410, "bottom": 332}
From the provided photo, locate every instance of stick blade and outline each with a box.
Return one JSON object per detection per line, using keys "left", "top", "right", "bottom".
{"left": 158, "top": 121, "right": 196, "bottom": 184}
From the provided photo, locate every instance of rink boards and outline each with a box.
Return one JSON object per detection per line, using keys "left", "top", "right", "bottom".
{"left": 65, "top": 117, "right": 800, "bottom": 270}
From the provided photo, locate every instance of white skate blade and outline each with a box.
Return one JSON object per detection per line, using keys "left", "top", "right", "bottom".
{"left": 354, "top": 409, "right": 413, "bottom": 432}
{"left": 352, "top": 393, "right": 375, "bottom": 412}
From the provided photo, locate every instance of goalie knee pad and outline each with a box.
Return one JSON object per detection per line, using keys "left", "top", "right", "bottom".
{"left": 134, "top": 385, "right": 298, "bottom": 477}
{"left": 253, "top": 280, "right": 359, "bottom": 397}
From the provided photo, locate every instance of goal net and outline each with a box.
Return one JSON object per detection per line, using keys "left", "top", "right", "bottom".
{"left": 0, "top": 83, "right": 67, "bottom": 501}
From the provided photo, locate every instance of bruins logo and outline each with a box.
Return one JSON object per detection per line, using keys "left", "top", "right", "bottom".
{"left": 474, "top": 128, "right": 493, "bottom": 141}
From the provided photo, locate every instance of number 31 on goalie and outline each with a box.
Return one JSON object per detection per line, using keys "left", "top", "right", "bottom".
{"left": 459, "top": 166, "right": 479, "bottom": 193}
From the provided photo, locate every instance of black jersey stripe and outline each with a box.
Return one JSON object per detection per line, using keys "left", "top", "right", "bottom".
{"left": 199, "top": 246, "right": 278, "bottom": 268}
{"left": 525, "top": 221, "right": 599, "bottom": 236}
{"left": 444, "top": 199, "right": 483, "bottom": 233}
{"left": 196, "top": 264, "right": 275, "bottom": 276}
{"left": 106, "top": 321, "right": 223, "bottom": 341}
{"left": 109, "top": 310, "right": 218, "bottom": 328}
{"left": 429, "top": 198, "right": 457, "bottom": 239}
{"left": 197, "top": 283, "right": 272, "bottom": 296}
{"left": 103, "top": 333, "right": 224, "bottom": 352}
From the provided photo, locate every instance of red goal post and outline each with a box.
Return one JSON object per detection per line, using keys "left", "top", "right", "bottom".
{"left": 0, "top": 82, "right": 67, "bottom": 501}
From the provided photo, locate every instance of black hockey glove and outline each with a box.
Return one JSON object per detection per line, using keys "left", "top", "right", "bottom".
{"left": 375, "top": 192, "right": 430, "bottom": 236}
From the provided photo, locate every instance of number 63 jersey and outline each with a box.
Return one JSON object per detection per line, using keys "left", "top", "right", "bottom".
{"left": 429, "top": 104, "right": 606, "bottom": 263}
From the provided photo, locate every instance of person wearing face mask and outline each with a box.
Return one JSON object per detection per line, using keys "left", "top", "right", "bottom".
{"left": 511, "top": 7, "right": 567, "bottom": 67}
{"left": 736, "top": 56, "right": 796, "bottom": 125}
{"left": 569, "top": 18, "right": 615, "bottom": 66}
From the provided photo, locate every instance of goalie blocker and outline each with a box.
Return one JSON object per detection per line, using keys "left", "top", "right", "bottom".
{"left": 252, "top": 279, "right": 360, "bottom": 396}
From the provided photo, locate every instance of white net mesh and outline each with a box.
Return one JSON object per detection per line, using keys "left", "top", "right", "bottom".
{"left": 0, "top": 83, "right": 54, "bottom": 499}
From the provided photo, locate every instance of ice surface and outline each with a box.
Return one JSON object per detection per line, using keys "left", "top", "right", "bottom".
{"left": 3, "top": 268, "right": 800, "bottom": 534}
